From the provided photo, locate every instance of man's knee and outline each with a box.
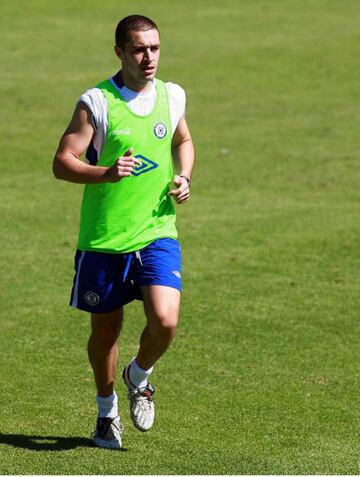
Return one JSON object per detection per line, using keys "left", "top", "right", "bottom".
{"left": 149, "top": 309, "right": 178, "bottom": 341}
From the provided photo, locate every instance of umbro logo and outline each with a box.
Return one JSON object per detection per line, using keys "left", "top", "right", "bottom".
{"left": 131, "top": 154, "right": 158, "bottom": 176}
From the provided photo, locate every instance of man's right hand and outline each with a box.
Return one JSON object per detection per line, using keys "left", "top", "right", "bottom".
{"left": 53, "top": 103, "right": 142, "bottom": 185}
{"left": 103, "top": 148, "right": 142, "bottom": 182}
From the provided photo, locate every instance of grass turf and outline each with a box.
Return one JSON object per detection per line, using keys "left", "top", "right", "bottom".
{"left": 1, "top": 0, "right": 360, "bottom": 473}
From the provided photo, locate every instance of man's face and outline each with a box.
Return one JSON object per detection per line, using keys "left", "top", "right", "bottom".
{"left": 116, "top": 29, "right": 160, "bottom": 87}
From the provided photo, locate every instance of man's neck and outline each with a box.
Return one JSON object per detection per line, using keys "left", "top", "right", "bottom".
{"left": 113, "top": 71, "right": 152, "bottom": 94}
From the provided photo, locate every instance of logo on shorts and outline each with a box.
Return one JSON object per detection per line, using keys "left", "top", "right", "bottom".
{"left": 84, "top": 291, "right": 100, "bottom": 306}
{"left": 154, "top": 122, "right": 167, "bottom": 139}
{"left": 131, "top": 154, "right": 158, "bottom": 176}
{"left": 172, "top": 271, "right": 181, "bottom": 279}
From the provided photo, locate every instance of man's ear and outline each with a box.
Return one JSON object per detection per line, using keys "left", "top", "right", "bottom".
{"left": 114, "top": 46, "right": 123, "bottom": 60}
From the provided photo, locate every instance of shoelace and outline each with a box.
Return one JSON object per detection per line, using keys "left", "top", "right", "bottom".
{"left": 92, "top": 417, "right": 124, "bottom": 439}
{"left": 134, "top": 396, "right": 153, "bottom": 415}
{"left": 130, "top": 386, "right": 154, "bottom": 399}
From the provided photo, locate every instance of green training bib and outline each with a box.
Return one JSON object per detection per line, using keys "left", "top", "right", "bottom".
{"left": 77, "top": 78, "right": 177, "bottom": 253}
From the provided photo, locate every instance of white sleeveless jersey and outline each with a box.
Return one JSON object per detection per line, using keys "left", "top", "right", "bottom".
{"left": 78, "top": 78, "right": 186, "bottom": 163}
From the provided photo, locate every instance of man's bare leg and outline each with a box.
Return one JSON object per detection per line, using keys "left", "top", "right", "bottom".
{"left": 88, "top": 308, "right": 124, "bottom": 448}
{"left": 137, "top": 285, "right": 180, "bottom": 369}
{"left": 88, "top": 308, "right": 124, "bottom": 397}
{"left": 122, "top": 285, "right": 180, "bottom": 389}
{"left": 122, "top": 286, "right": 180, "bottom": 432}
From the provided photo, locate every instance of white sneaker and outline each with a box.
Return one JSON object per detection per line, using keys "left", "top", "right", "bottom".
{"left": 92, "top": 416, "right": 123, "bottom": 449}
{"left": 122, "top": 365, "right": 155, "bottom": 432}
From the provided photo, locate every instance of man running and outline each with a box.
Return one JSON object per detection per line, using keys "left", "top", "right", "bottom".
{"left": 53, "top": 14, "right": 195, "bottom": 449}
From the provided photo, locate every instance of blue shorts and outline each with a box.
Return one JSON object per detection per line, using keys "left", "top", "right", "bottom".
{"left": 70, "top": 238, "right": 182, "bottom": 313}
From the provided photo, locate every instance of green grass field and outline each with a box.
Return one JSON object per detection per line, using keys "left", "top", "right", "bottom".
{"left": 1, "top": 0, "right": 360, "bottom": 474}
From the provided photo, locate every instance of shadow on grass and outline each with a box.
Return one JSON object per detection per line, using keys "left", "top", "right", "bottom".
{"left": 0, "top": 433, "right": 128, "bottom": 452}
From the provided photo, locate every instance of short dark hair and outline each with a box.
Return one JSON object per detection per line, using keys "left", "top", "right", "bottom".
{"left": 115, "top": 15, "right": 159, "bottom": 49}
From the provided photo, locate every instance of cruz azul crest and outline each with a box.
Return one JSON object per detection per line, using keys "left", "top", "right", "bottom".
{"left": 153, "top": 122, "right": 167, "bottom": 139}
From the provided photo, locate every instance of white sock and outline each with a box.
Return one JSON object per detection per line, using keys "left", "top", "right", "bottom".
{"left": 96, "top": 391, "right": 118, "bottom": 419}
{"left": 128, "top": 357, "right": 153, "bottom": 389}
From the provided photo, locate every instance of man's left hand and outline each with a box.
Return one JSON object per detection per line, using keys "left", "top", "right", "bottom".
{"left": 168, "top": 175, "right": 190, "bottom": 204}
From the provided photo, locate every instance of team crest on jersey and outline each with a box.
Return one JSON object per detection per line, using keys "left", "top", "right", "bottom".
{"left": 154, "top": 122, "right": 167, "bottom": 139}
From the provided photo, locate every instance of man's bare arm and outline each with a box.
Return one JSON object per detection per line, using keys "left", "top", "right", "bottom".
{"left": 169, "top": 116, "right": 195, "bottom": 204}
{"left": 53, "top": 102, "right": 140, "bottom": 184}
